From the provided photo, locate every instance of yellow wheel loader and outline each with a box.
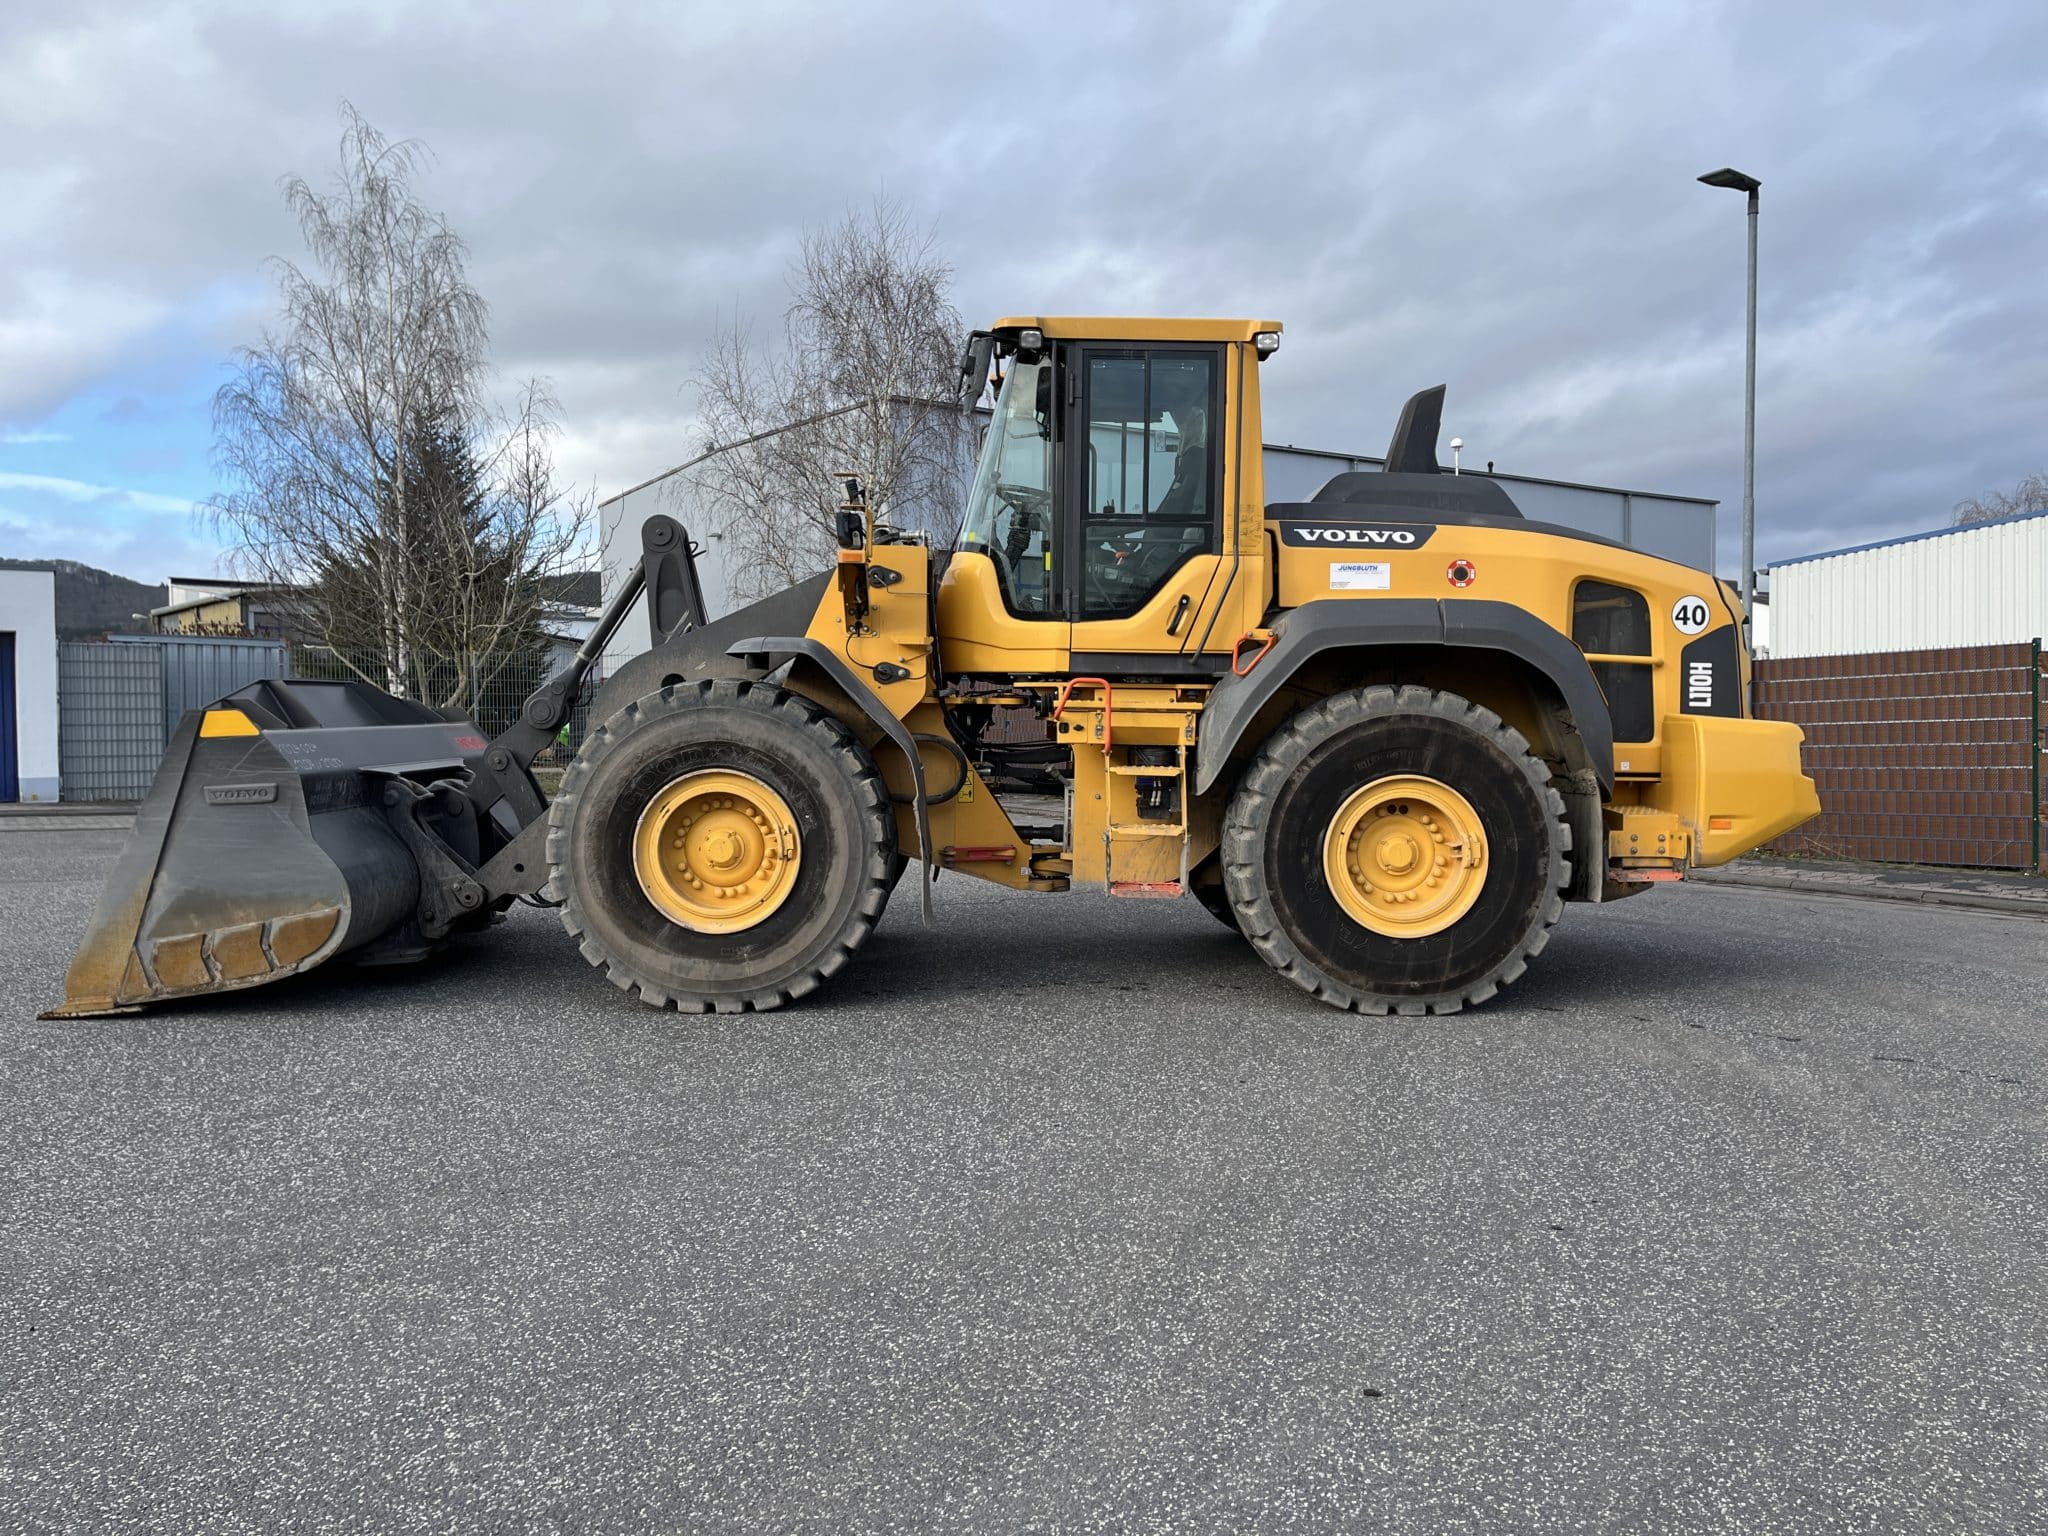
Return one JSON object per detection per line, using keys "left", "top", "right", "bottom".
{"left": 46, "top": 317, "right": 1820, "bottom": 1021}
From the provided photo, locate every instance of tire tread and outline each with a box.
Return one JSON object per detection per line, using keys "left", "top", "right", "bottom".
{"left": 546, "top": 678, "right": 893, "bottom": 1014}
{"left": 1222, "top": 684, "right": 1571, "bottom": 1016}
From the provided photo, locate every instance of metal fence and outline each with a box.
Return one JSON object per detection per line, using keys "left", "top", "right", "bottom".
{"left": 113, "top": 634, "right": 289, "bottom": 739}
{"left": 1756, "top": 640, "right": 2046, "bottom": 871}
{"left": 57, "top": 635, "right": 596, "bottom": 801}
{"left": 59, "top": 636, "right": 289, "bottom": 801}
{"left": 57, "top": 642, "right": 165, "bottom": 801}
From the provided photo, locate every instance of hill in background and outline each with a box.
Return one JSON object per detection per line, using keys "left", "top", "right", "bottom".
{"left": 0, "top": 558, "right": 167, "bottom": 639}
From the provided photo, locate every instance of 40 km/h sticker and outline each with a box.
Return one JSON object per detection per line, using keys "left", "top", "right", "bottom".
{"left": 1671, "top": 595, "right": 1713, "bottom": 635}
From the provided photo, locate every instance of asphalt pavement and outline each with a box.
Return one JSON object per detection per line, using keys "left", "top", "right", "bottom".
{"left": 2, "top": 827, "right": 2043, "bottom": 1534}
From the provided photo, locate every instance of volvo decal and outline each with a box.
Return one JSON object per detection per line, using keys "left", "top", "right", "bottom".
{"left": 1278, "top": 522, "right": 1438, "bottom": 549}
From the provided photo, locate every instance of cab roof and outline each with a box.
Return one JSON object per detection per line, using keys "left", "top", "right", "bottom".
{"left": 992, "top": 316, "right": 1282, "bottom": 344}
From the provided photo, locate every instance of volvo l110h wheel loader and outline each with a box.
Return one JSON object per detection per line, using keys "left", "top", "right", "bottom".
{"left": 46, "top": 317, "right": 1820, "bottom": 1020}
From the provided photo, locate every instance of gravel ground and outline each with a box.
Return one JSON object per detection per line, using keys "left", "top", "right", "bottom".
{"left": 2, "top": 828, "right": 2043, "bottom": 1534}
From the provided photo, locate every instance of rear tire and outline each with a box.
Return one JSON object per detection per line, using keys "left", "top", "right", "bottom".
{"left": 1222, "top": 685, "right": 1570, "bottom": 1015}
{"left": 547, "top": 679, "right": 893, "bottom": 1013}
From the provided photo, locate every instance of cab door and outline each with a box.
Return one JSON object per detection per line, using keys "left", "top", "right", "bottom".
{"left": 1066, "top": 344, "right": 1231, "bottom": 669}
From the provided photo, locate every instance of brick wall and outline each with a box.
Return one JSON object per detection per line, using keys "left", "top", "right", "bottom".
{"left": 1755, "top": 641, "right": 2045, "bottom": 871}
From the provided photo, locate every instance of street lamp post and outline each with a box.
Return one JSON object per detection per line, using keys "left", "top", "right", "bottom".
{"left": 1698, "top": 166, "right": 1761, "bottom": 628}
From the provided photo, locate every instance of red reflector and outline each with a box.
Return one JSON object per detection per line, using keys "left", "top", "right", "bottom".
{"left": 453, "top": 734, "right": 487, "bottom": 751}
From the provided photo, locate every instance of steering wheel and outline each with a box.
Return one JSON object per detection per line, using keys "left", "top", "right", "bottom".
{"left": 994, "top": 482, "right": 1049, "bottom": 520}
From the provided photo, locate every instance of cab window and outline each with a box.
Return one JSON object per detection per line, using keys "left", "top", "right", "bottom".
{"left": 958, "top": 357, "right": 1055, "bottom": 615}
{"left": 1078, "top": 349, "right": 1218, "bottom": 619}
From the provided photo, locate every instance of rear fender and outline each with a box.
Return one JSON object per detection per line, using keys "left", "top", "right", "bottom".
{"left": 1194, "top": 598, "right": 1615, "bottom": 796}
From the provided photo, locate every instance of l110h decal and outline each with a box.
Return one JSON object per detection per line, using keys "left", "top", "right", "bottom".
{"left": 1679, "top": 626, "right": 1741, "bottom": 716}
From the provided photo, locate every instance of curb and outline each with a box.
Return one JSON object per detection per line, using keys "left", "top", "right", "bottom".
{"left": 1690, "top": 867, "right": 2048, "bottom": 919}
{"left": 0, "top": 813, "right": 137, "bottom": 834}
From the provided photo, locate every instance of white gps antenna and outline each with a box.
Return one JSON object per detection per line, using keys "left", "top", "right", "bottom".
{"left": 1449, "top": 437, "right": 1464, "bottom": 475}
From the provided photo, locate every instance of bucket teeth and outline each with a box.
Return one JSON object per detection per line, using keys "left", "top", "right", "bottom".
{"left": 42, "top": 904, "right": 346, "bottom": 1018}
{"left": 151, "top": 934, "right": 211, "bottom": 991}
{"left": 267, "top": 908, "right": 340, "bottom": 969}
{"left": 210, "top": 921, "right": 271, "bottom": 982}
{"left": 148, "top": 907, "right": 345, "bottom": 998}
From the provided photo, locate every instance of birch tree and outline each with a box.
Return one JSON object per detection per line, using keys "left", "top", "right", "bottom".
{"left": 693, "top": 199, "right": 971, "bottom": 599}
{"left": 1953, "top": 470, "right": 2048, "bottom": 526}
{"left": 209, "top": 103, "right": 588, "bottom": 704}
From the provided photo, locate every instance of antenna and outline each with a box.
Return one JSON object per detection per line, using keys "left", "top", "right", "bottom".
{"left": 1449, "top": 437, "right": 1464, "bottom": 476}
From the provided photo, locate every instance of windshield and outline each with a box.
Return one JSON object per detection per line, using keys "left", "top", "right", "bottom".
{"left": 957, "top": 358, "right": 1054, "bottom": 613}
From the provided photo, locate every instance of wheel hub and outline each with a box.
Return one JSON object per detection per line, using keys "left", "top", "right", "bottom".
{"left": 632, "top": 770, "right": 802, "bottom": 934}
{"left": 1324, "top": 774, "right": 1488, "bottom": 938}
{"left": 1375, "top": 833, "right": 1421, "bottom": 875}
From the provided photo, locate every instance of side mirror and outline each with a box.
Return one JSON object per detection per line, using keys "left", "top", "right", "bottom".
{"left": 956, "top": 332, "right": 995, "bottom": 408}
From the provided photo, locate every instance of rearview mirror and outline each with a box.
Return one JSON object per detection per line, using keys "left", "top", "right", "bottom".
{"left": 957, "top": 332, "right": 995, "bottom": 408}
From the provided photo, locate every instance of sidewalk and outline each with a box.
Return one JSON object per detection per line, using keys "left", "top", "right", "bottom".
{"left": 0, "top": 802, "right": 136, "bottom": 833}
{"left": 1692, "top": 854, "right": 2048, "bottom": 919}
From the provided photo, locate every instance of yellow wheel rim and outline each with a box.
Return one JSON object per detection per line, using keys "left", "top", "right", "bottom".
{"left": 632, "top": 770, "right": 802, "bottom": 934}
{"left": 1323, "top": 774, "right": 1488, "bottom": 938}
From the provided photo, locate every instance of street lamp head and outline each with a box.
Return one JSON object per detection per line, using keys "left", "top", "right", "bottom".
{"left": 1698, "top": 167, "right": 1761, "bottom": 194}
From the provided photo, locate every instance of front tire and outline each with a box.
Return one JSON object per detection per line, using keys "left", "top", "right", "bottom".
{"left": 1222, "top": 685, "right": 1570, "bottom": 1015}
{"left": 547, "top": 679, "right": 894, "bottom": 1013}
{"left": 1189, "top": 857, "right": 1242, "bottom": 934}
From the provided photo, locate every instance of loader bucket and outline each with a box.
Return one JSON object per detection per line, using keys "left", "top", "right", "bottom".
{"left": 43, "top": 679, "right": 488, "bottom": 1019}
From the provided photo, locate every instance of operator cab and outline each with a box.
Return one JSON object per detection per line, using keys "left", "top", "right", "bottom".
{"left": 955, "top": 320, "right": 1265, "bottom": 628}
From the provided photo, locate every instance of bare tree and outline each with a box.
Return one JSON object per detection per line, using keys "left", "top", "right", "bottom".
{"left": 1954, "top": 470, "right": 2048, "bottom": 526}
{"left": 692, "top": 199, "right": 970, "bottom": 599}
{"left": 209, "top": 103, "right": 589, "bottom": 705}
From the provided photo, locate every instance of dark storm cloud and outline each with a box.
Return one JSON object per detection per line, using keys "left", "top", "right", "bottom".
{"left": 3, "top": 0, "right": 2044, "bottom": 577}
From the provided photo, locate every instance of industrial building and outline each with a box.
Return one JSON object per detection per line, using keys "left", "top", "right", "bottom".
{"left": 597, "top": 418, "right": 1717, "bottom": 669}
{"left": 0, "top": 568, "right": 60, "bottom": 802}
{"left": 1760, "top": 508, "right": 2048, "bottom": 659}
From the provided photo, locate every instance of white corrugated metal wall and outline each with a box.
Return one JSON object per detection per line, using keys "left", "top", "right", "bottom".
{"left": 1765, "top": 511, "right": 2048, "bottom": 658}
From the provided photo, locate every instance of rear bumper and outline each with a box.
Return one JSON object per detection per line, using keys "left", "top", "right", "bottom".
{"left": 1649, "top": 715, "right": 1821, "bottom": 868}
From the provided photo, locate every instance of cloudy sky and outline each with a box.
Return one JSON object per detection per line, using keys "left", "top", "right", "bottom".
{"left": 3, "top": 0, "right": 2044, "bottom": 586}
